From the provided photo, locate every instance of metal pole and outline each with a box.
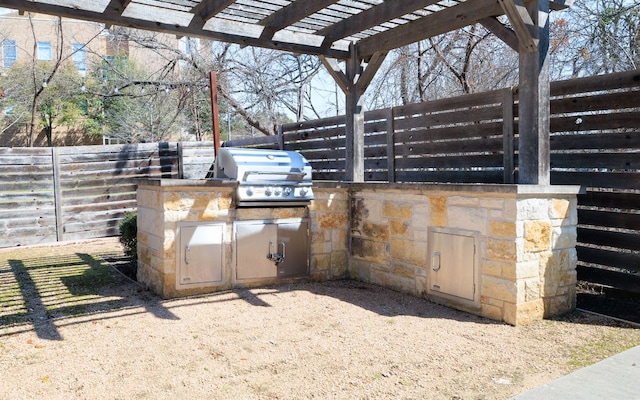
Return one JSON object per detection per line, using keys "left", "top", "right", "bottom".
{"left": 209, "top": 71, "right": 221, "bottom": 156}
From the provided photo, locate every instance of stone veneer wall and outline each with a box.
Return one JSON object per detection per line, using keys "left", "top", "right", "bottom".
{"left": 137, "top": 180, "right": 579, "bottom": 326}
{"left": 136, "top": 180, "right": 350, "bottom": 298}
{"left": 345, "top": 183, "right": 579, "bottom": 326}
{"left": 307, "top": 185, "right": 350, "bottom": 281}
{"left": 136, "top": 181, "right": 235, "bottom": 298}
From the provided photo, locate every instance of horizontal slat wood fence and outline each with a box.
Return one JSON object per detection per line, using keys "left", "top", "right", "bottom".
{"left": 225, "top": 69, "right": 640, "bottom": 296}
{"left": 0, "top": 143, "right": 182, "bottom": 248}
{"left": 547, "top": 71, "right": 640, "bottom": 296}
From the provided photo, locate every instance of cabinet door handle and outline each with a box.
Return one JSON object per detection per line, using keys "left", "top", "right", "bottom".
{"left": 432, "top": 251, "right": 441, "bottom": 272}
{"left": 185, "top": 245, "right": 190, "bottom": 265}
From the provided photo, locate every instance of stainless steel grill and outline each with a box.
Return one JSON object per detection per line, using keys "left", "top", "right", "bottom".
{"left": 213, "top": 147, "right": 314, "bottom": 207}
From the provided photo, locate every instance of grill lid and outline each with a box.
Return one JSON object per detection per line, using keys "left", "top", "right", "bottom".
{"left": 213, "top": 147, "right": 314, "bottom": 206}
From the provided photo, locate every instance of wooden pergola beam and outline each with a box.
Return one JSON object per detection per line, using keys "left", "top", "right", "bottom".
{"left": 356, "top": 0, "right": 503, "bottom": 58}
{"left": 357, "top": 51, "right": 387, "bottom": 95}
{"left": 0, "top": 0, "right": 350, "bottom": 58}
{"left": 189, "top": 0, "right": 237, "bottom": 29}
{"left": 317, "top": 0, "right": 441, "bottom": 46}
{"left": 319, "top": 56, "right": 350, "bottom": 94}
{"left": 480, "top": 17, "right": 519, "bottom": 51}
{"left": 259, "top": 0, "right": 338, "bottom": 40}
{"left": 498, "top": 0, "right": 537, "bottom": 53}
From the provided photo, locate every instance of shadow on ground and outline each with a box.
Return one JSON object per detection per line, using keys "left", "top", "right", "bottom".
{"left": 577, "top": 284, "right": 640, "bottom": 325}
{"left": 2, "top": 242, "right": 637, "bottom": 344}
{"left": 0, "top": 251, "right": 176, "bottom": 340}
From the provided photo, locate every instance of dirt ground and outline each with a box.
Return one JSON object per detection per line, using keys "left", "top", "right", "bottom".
{"left": 1, "top": 238, "right": 639, "bottom": 400}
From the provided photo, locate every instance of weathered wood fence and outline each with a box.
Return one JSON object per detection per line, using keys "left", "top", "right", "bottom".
{"left": 0, "top": 142, "right": 214, "bottom": 248}
{"left": 225, "top": 70, "right": 640, "bottom": 295}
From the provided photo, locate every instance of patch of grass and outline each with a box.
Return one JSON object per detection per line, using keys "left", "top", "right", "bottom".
{"left": 567, "top": 333, "right": 640, "bottom": 368}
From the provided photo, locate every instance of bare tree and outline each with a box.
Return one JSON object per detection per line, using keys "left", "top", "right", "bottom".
{"left": 549, "top": 0, "right": 640, "bottom": 78}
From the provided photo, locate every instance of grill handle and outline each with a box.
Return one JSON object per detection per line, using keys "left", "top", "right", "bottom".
{"left": 242, "top": 170, "right": 307, "bottom": 181}
{"left": 267, "top": 241, "right": 286, "bottom": 264}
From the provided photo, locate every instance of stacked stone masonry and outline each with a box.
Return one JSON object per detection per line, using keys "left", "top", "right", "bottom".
{"left": 136, "top": 180, "right": 579, "bottom": 326}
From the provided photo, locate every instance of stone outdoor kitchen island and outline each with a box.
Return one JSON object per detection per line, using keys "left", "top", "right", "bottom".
{"left": 137, "top": 180, "right": 581, "bottom": 326}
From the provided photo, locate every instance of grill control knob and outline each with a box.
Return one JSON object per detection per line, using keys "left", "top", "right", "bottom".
{"left": 265, "top": 187, "right": 272, "bottom": 196}
{"left": 274, "top": 187, "right": 282, "bottom": 196}
{"left": 299, "top": 188, "right": 308, "bottom": 197}
{"left": 282, "top": 187, "right": 292, "bottom": 197}
{"left": 246, "top": 186, "right": 254, "bottom": 197}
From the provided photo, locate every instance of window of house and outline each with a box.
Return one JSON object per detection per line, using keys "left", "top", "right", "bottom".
{"left": 37, "top": 41, "right": 52, "bottom": 61}
{"left": 2, "top": 40, "right": 16, "bottom": 68}
{"left": 72, "top": 43, "right": 86, "bottom": 72}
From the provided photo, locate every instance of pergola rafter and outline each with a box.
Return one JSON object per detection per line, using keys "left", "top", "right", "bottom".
{"left": 0, "top": 0, "right": 574, "bottom": 184}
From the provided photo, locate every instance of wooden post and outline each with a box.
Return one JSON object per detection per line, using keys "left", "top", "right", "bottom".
{"left": 320, "top": 48, "right": 386, "bottom": 182}
{"left": 386, "top": 107, "right": 396, "bottom": 183}
{"left": 177, "top": 142, "right": 184, "bottom": 179}
{"left": 502, "top": 88, "right": 515, "bottom": 183}
{"left": 209, "top": 71, "right": 221, "bottom": 157}
{"left": 517, "top": 0, "right": 551, "bottom": 185}
{"left": 277, "top": 125, "right": 284, "bottom": 150}
{"left": 345, "top": 43, "right": 364, "bottom": 182}
{"left": 51, "top": 147, "right": 63, "bottom": 242}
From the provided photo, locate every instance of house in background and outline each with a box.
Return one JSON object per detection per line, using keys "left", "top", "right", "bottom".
{"left": 0, "top": 11, "right": 198, "bottom": 147}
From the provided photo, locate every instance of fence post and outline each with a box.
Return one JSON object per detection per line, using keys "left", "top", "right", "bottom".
{"left": 51, "top": 147, "right": 64, "bottom": 242}
{"left": 177, "top": 142, "right": 184, "bottom": 179}
{"left": 503, "top": 88, "right": 515, "bottom": 184}
{"left": 386, "top": 107, "right": 396, "bottom": 183}
{"left": 277, "top": 125, "right": 284, "bottom": 150}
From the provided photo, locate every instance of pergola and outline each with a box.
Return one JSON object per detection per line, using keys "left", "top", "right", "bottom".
{"left": 0, "top": 0, "right": 573, "bottom": 184}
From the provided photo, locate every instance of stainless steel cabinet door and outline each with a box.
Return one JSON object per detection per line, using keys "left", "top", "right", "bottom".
{"left": 178, "top": 223, "right": 224, "bottom": 288}
{"left": 277, "top": 221, "right": 309, "bottom": 278}
{"left": 235, "top": 222, "right": 278, "bottom": 280}
{"left": 429, "top": 230, "right": 476, "bottom": 301}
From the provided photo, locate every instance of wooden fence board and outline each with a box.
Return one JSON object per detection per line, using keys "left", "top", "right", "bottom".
{"left": 550, "top": 112, "right": 640, "bottom": 132}
{"left": 577, "top": 209, "right": 640, "bottom": 230}
{"left": 393, "top": 106, "right": 503, "bottom": 131}
{"left": 394, "top": 122, "right": 504, "bottom": 142}
{"left": 62, "top": 208, "right": 134, "bottom": 225}
{"left": 576, "top": 265, "right": 640, "bottom": 293}
{"left": 62, "top": 193, "right": 136, "bottom": 207}
{"left": 62, "top": 199, "right": 137, "bottom": 215}
{"left": 550, "top": 91, "right": 640, "bottom": 114}
{"left": 578, "top": 227, "right": 640, "bottom": 252}
{"left": 550, "top": 69, "right": 640, "bottom": 96}
{"left": 0, "top": 232, "right": 58, "bottom": 248}
{"left": 550, "top": 132, "right": 640, "bottom": 150}
{"left": 551, "top": 171, "right": 640, "bottom": 190}
{"left": 550, "top": 152, "right": 640, "bottom": 169}
{"left": 1, "top": 214, "right": 57, "bottom": 226}
{"left": 395, "top": 156, "right": 504, "bottom": 169}
{"left": 61, "top": 184, "right": 138, "bottom": 198}
{"left": 393, "top": 137, "right": 504, "bottom": 156}
{"left": 576, "top": 245, "right": 640, "bottom": 273}
{"left": 578, "top": 191, "right": 640, "bottom": 209}
{"left": 395, "top": 170, "right": 504, "bottom": 183}
{"left": 56, "top": 151, "right": 171, "bottom": 164}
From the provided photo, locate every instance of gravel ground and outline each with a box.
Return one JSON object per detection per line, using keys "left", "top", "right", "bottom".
{"left": 1, "top": 238, "right": 639, "bottom": 400}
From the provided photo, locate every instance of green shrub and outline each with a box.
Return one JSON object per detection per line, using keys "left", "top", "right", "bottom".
{"left": 119, "top": 211, "right": 137, "bottom": 260}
